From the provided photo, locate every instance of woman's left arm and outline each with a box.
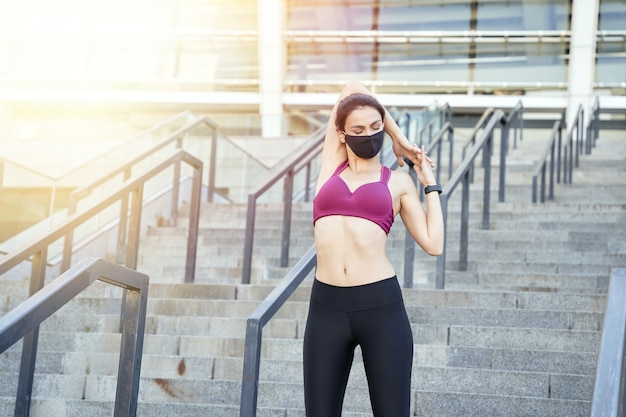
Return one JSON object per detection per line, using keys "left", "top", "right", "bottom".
{"left": 397, "top": 149, "right": 444, "bottom": 256}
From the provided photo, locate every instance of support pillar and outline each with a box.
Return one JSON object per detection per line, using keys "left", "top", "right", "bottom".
{"left": 566, "top": 0, "right": 599, "bottom": 128}
{"left": 257, "top": 0, "right": 285, "bottom": 137}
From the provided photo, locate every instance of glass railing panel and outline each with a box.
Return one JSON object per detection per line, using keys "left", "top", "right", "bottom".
{"left": 0, "top": 160, "right": 56, "bottom": 247}
{"left": 0, "top": 112, "right": 198, "bottom": 252}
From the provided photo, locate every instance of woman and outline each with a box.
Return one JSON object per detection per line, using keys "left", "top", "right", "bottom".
{"left": 303, "top": 81, "right": 444, "bottom": 417}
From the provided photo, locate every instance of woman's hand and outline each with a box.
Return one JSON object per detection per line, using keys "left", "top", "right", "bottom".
{"left": 413, "top": 146, "right": 438, "bottom": 187}
{"left": 392, "top": 137, "right": 435, "bottom": 169}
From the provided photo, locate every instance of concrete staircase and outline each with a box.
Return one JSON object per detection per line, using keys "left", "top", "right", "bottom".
{"left": 1, "top": 126, "right": 625, "bottom": 416}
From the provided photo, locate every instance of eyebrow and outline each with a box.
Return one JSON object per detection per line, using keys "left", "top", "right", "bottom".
{"left": 348, "top": 119, "right": 383, "bottom": 130}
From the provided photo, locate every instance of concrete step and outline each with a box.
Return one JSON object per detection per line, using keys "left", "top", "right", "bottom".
{"left": 0, "top": 372, "right": 593, "bottom": 416}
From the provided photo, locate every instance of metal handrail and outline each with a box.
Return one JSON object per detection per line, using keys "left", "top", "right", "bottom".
{"left": 462, "top": 107, "right": 495, "bottom": 160}
{"left": 563, "top": 104, "right": 585, "bottom": 184}
{"left": 241, "top": 126, "right": 325, "bottom": 284}
{"left": 61, "top": 116, "right": 217, "bottom": 271}
{"left": 498, "top": 100, "right": 524, "bottom": 203}
{"left": 590, "top": 267, "right": 626, "bottom": 417}
{"left": 0, "top": 149, "right": 202, "bottom": 281}
{"left": 435, "top": 110, "right": 506, "bottom": 289}
{"left": 239, "top": 246, "right": 317, "bottom": 417}
{"left": 0, "top": 149, "right": 201, "bottom": 415}
{"left": 461, "top": 107, "right": 494, "bottom": 183}
{"left": 0, "top": 111, "right": 193, "bottom": 233}
{"left": 0, "top": 257, "right": 149, "bottom": 417}
{"left": 531, "top": 118, "right": 565, "bottom": 203}
{"left": 533, "top": 97, "right": 600, "bottom": 203}
{"left": 418, "top": 104, "right": 450, "bottom": 146}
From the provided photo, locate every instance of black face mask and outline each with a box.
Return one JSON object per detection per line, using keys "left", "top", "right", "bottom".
{"left": 343, "top": 130, "right": 385, "bottom": 159}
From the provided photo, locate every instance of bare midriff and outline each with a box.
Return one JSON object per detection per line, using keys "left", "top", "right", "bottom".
{"left": 313, "top": 215, "right": 395, "bottom": 287}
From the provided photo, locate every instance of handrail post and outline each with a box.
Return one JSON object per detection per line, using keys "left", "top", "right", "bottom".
{"left": 304, "top": 163, "right": 312, "bottom": 202}
{"left": 207, "top": 126, "right": 218, "bottom": 202}
{"left": 556, "top": 119, "right": 563, "bottom": 184}
{"left": 171, "top": 162, "right": 181, "bottom": 228}
{"left": 403, "top": 168, "right": 418, "bottom": 288}
{"left": 116, "top": 168, "right": 132, "bottom": 264}
{"left": 240, "top": 318, "right": 262, "bottom": 417}
{"left": 575, "top": 108, "right": 583, "bottom": 168}
{"left": 499, "top": 118, "right": 508, "bottom": 203}
{"left": 459, "top": 172, "right": 470, "bottom": 271}
{"left": 447, "top": 127, "right": 454, "bottom": 180}
{"left": 280, "top": 170, "right": 295, "bottom": 268}
{"left": 242, "top": 194, "right": 257, "bottom": 284}
{"left": 482, "top": 132, "right": 492, "bottom": 230}
{"left": 125, "top": 186, "right": 144, "bottom": 270}
{"left": 435, "top": 193, "right": 448, "bottom": 289}
{"left": 590, "top": 268, "right": 626, "bottom": 417}
{"left": 61, "top": 195, "right": 78, "bottom": 272}
{"left": 114, "top": 283, "right": 148, "bottom": 417}
{"left": 184, "top": 164, "right": 202, "bottom": 283}
{"left": 548, "top": 139, "right": 555, "bottom": 200}
{"left": 540, "top": 165, "right": 547, "bottom": 203}
{"left": 15, "top": 247, "right": 48, "bottom": 417}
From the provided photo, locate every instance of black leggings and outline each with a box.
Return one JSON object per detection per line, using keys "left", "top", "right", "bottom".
{"left": 303, "top": 277, "right": 413, "bottom": 417}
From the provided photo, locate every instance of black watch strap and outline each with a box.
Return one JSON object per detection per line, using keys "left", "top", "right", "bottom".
{"left": 424, "top": 184, "right": 442, "bottom": 195}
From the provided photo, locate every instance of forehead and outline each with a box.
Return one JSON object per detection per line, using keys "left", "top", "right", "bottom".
{"left": 345, "top": 106, "right": 382, "bottom": 127}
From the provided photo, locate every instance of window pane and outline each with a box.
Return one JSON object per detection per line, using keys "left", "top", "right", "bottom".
{"left": 476, "top": 0, "right": 570, "bottom": 31}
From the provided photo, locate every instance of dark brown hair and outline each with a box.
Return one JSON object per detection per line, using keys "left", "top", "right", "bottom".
{"left": 335, "top": 93, "right": 385, "bottom": 131}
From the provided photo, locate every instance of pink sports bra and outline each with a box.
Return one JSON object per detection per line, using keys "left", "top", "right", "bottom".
{"left": 313, "top": 160, "right": 394, "bottom": 234}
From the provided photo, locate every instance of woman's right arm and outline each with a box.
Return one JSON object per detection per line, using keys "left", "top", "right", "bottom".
{"left": 317, "top": 81, "right": 372, "bottom": 192}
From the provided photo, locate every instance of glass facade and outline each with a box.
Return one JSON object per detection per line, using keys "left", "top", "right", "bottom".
{"left": 597, "top": 0, "right": 626, "bottom": 94}
{"left": 0, "top": 0, "right": 623, "bottom": 96}
{"left": 286, "top": 0, "right": 578, "bottom": 93}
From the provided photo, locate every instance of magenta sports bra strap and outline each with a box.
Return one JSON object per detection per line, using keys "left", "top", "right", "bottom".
{"left": 333, "top": 160, "right": 349, "bottom": 175}
{"left": 381, "top": 165, "right": 391, "bottom": 184}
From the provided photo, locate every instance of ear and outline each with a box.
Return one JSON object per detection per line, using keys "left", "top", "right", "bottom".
{"left": 337, "top": 129, "right": 346, "bottom": 143}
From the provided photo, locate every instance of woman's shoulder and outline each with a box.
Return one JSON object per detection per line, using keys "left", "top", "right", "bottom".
{"left": 389, "top": 168, "right": 413, "bottom": 185}
{"left": 388, "top": 168, "right": 418, "bottom": 197}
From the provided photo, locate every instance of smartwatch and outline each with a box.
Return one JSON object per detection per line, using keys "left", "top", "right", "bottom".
{"left": 424, "top": 184, "right": 442, "bottom": 195}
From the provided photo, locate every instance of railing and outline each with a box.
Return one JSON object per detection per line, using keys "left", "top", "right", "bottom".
{"left": 239, "top": 246, "right": 317, "bottom": 417}
{"left": 435, "top": 109, "right": 507, "bottom": 289}
{"left": 461, "top": 107, "right": 494, "bottom": 183}
{"left": 0, "top": 257, "right": 149, "bottom": 417}
{"left": 0, "top": 149, "right": 202, "bottom": 283}
{"left": 60, "top": 116, "right": 219, "bottom": 272}
{"left": 563, "top": 104, "right": 585, "bottom": 184}
{"left": 498, "top": 101, "right": 524, "bottom": 202}
{"left": 532, "top": 97, "right": 600, "bottom": 203}
{"left": 531, "top": 117, "right": 565, "bottom": 203}
{"left": 0, "top": 111, "right": 194, "bottom": 240}
{"left": 1, "top": 112, "right": 273, "bottom": 264}
{"left": 590, "top": 267, "right": 626, "bottom": 417}
{"left": 241, "top": 126, "right": 325, "bottom": 284}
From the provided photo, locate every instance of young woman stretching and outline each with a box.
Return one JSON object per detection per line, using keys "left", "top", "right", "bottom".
{"left": 304, "top": 81, "right": 445, "bottom": 417}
